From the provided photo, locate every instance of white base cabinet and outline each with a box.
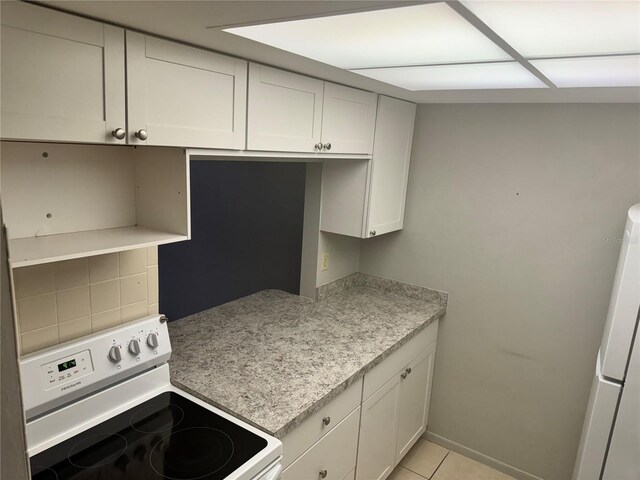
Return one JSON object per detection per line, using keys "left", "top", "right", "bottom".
{"left": 321, "top": 96, "right": 416, "bottom": 239}
{"left": 282, "top": 321, "right": 438, "bottom": 480}
{"left": 357, "top": 375, "right": 401, "bottom": 480}
{"left": 282, "top": 407, "right": 361, "bottom": 480}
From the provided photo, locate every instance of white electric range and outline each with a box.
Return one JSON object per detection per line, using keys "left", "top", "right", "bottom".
{"left": 20, "top": 314, "right": 282, "bottom": 480}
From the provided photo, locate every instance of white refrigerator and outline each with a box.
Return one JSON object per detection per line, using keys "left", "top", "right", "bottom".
{"left": 573, "top": 204, "right": 640, "bottom": 480}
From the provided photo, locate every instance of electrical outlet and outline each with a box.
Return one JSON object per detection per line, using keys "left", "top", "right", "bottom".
{"left": 321, "top": 252, "right": 330, "bottom": 271}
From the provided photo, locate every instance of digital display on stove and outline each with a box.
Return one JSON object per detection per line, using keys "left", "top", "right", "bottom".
{"left": 58, "top": 359, "right": 76, "bottom": 372}
{"left": 30, "top": 391, "right": 268, "bottom": 480}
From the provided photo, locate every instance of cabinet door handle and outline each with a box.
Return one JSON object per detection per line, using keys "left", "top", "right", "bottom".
{"left": 401, "top": 372, "right": 408, "bottom": 380}
{"left": 319, "top": 469, "right": 328, "bottom": 479}
{"left": 322, "top": 416, "right": 331, "bottom": 426}
{"left": 111, "top": 128, "right": 126, "bottom": 140}
{"left": 369, "top": 230, "right": 377, "bottom": 237}
{"left": 315, "top": 143, "right": 323, "bottom": 150}
{"left": 323, "top": 143, "right": 332, "bottom": 151}
{"left": 135, "top": 129, "right": 148, "bottom": 140}
{"left": 405, "top": 367, "right": 412, "bottom": 375}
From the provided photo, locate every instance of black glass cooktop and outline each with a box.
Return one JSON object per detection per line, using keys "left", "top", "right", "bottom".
{"left": 30, "top": 392, "right": 268, "bottom": 480}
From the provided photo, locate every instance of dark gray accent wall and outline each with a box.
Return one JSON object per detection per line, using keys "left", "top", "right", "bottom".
{"left": 159, "top": 161, "right": 306, "bottom": 320}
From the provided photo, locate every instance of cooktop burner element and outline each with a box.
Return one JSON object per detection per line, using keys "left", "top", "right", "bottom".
{"left": 30, "top": 392, "right": 267, "bottom": 480}
{"left": 151, "top": 427, "right": 234, "bottom": 479}
{"left": 68, "top": 433, "right": 128, "bottom": 468}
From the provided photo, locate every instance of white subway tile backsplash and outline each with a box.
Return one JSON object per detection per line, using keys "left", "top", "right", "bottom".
{"left": 89, "top": 253, "right": 119, "bottom": 284}
{"left": 18, "top": 293, "right": 57, "bottom": 333}
{"left": 54, "top": 258, "right": 89, "bottom": 290}
{"left": 13, "top": 264, "right": 55, "bottom": 299}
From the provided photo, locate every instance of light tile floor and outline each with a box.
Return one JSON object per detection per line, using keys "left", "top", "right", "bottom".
{"left": 389, "top": 439, "right": 515, "bottom": 480}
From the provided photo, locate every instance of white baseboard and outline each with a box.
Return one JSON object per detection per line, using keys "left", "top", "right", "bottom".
{"left": 424, "top": 431, "right": 544, "bottom": 480}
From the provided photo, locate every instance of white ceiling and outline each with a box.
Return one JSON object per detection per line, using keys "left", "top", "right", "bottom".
{"left": 37, "top": 0, "right": 640, "bottom": 103}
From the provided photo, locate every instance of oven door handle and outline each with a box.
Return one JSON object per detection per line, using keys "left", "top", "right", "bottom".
{"left": 257, "top": 462, "right": 283, "bottom": 480}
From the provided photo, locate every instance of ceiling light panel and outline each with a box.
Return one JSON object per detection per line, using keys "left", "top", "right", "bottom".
{"left": 350, "top": 62, "right": 547, "bottom": 91}
{"left": 225, "top": 2, "right": 511, "bottom": 69}
{"left": 530, "top": 55, "right": 640, "bottom": 88}
{"left": 463, "top": 1, "right": 640, "bottom": 58}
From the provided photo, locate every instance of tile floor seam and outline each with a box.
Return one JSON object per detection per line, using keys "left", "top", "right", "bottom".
{"left": 430, "top": 450, "right": 450, "bottom": 479}
{"left": 402, "top": 465, "right": 431, "bottom": 479}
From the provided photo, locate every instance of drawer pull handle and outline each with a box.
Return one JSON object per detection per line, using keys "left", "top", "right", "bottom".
{"left": 401, "top": 372, "right": 408, "bottom": 380}
{"left": 405, "top": 367, "right": 412, "bottom": 375}
{"left": 319, "top": 469, "right": 328, "bottom": 479}
{"left": 322, "top": 416, "right": 331, "bottom": 426}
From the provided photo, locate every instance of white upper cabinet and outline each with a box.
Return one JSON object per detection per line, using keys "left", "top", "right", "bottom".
{"left": 247, "top": 64, "right": 324, "bottom": 153}
{"left": 126, "top": 32, "right": 247, "bottom": 149}
{"left": 321, "top": 96, "right": 416, "bottom": 238}
{"left": 321, "top": 83, "right": 377, "bottom": 155}
{"left": 0, "top": 2, "right": 126, "bottom": 144}
{"left": 365, "top": 96, "right": 417, "bottom": 237}
{"left": 247, "top": 64, "right": 376, "bottom": 154}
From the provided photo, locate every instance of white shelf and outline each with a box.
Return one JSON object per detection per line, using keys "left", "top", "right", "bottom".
{"left": 9, "top": 226, "right": 188, "bottom": 268}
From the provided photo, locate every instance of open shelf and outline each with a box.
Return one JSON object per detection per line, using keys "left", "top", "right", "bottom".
{"left": 9, "top": 226, "right": 188, "bottom": 268}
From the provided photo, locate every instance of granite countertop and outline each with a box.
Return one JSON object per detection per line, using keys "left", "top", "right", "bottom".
{"left": 167, "top": 274, "right": 447, "bottom": 438}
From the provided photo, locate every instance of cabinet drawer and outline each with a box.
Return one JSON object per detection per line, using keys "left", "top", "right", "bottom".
{"left": 282, "top": 406, "right": 360, "bottom": 480}
{"left": 363, "top": 321, "right": 438, "bottom": 400}
{"left": 282, "top": 376, "right": 362, "bottom": 468}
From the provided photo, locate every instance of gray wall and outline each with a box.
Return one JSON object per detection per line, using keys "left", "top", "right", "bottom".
{"left": 359, "top": 104, "right": 640, "bottom": 480}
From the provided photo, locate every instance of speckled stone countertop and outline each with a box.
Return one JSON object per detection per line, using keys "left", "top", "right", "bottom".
{"left": 168, "top": 275, "right": 446, "bottom": 438}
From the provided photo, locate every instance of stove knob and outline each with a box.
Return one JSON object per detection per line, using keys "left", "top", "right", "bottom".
{"left": 108, "top": 345, "right": 122, "bottom": 363}
{"left": 128, "top": 339, "right": 141, "bottom": 356}
{"left": 147, "top": 333, "right": 159, "bottom": 349}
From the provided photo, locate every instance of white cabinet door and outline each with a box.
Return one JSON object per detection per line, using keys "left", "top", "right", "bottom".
{"left": 282, "top": 407, "right": 360, "bottom": 480}
{"left": 247, "top": 64, "right": 323, "bottom": 153}
{"left": 395, "top": 342, "right": 437, "bottom": 462}
{"left": 356, "top": 375, "right": 401, "bottom": 480}
{"left": 127, "top": 32, "right": 247, "bottom": 149}
{"left": 321, "top": 83, "right": 377, "bottom": 154}
{"left": 365, "top": 96, "right": 417, "bottom": 238}
{"left": 0, "top": 2, "right": 125, "bottom": 144}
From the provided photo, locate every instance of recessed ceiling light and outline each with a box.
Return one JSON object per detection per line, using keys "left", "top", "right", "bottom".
{"left": 350, "top": 62, "right": 548, "bottom": 91}
{"left": 463, "top": 1, "right": 640, "bottom": 58}
{"left": 530, "top": 55, "right": 640, "bottom": 88}
{"left": 225, "top": 2, "right": 511, "bottom": 69}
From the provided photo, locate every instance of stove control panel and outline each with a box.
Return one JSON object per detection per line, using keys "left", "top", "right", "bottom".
{"left": 39, "top": 350, "right": 94, "bottom": 390}
{"left": 20, "top": 315, "right": 171, "bottom": 420}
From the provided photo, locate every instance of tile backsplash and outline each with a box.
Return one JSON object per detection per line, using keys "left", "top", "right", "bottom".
{"left": 13, "top": 247, "right": 159, "bottom": 355}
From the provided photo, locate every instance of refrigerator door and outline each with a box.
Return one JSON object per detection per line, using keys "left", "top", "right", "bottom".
{"left": 600, "top": 205, "right": 640, "bottom": 381}
{"left": 573, "top": 354, "right": 621, "bottom": 480}
{"left": 602, "top": 310, "right": 640, "bottom": 480}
